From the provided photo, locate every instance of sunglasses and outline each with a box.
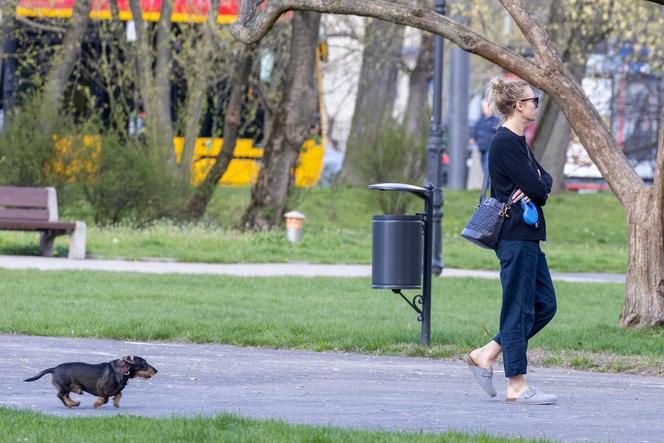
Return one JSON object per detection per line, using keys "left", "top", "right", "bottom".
{"left": 517, "top": 97, "right": 539, "bottom": 108}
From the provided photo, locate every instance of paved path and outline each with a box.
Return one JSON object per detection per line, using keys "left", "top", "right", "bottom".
{"left": 0, "top": 255, "right": 625, "bottom": 283}
{"left": 2, "top": 334, "right": 661, "bottom": 443}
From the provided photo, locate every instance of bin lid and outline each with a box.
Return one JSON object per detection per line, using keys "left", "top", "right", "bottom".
{"left": 369, "top": 183, "right": 427, "bottom": 192}
{"left": 284, "top": 211, "right": 305, "bottom": 219}
{"left": 368, "top": 183, "right": 431, "bottom": 200}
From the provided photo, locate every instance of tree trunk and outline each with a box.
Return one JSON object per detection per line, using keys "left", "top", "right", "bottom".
{"left": 180, "top": 36, "right": 213, "bottom": 183}
{"left": 621, "top": 188, "right": 664, "bottom": 327}
{"left": 621, "top": 107, "right": 664, "bottom": 327}
{"left": 41, "top": 0, "right": 92, "bottom": 114}
{"left": 129, "top": 0, "right": 174, "bottom": 166}
{"left": 1, "top": 17, "right": 17, "bottom": 115}
{"left": 185, "top": 43, "right": 256, "bottom": 219}
{"left": 403, "top": 31, "right": 432, "bottom": 137}
{"left": 99, "top": 0, "right": 126, "bottom": 124}
{"left": 0, "top": 12, "right": 10, "bottom": 113}
{"left": 240, "top": 11, "right": 321, "bottom": 230}
{"left": 340, "top": 16, "right": 404, "bottom": 184}
{"left": 531, "top": 57, "right": 586, "bottom": 194}
{"left": 109, "top": 0, "right": 120, "bottom": 20}
{"left": 0, "top": 0, "right": 12, "bottom": 87}
{"left": 531, "top": 98, "right": 569, "bottom": 194}
{"left": 155, "top": 0, "right": 175, "bottom": 164}
{"left": 129, "top": 0, "right": 157, "bottom": 143}
{"left": 180, "top": 0, "right": 221, "bottom": 183}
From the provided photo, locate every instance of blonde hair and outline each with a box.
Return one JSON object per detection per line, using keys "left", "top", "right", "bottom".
{"left": 484, "top": 78, "right": 529, "bottom": 123}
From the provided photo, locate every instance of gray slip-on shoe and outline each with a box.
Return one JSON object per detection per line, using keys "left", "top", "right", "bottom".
{"left": 463, "top": 354, "right": 497, "bottom": 398}
{"left": 505, "top": 386, "right": 557, "bottom": 405}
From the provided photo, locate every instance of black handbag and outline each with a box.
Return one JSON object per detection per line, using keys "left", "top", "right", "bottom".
{"left": 461, "top": 175, "right": 514, "bottom": 250}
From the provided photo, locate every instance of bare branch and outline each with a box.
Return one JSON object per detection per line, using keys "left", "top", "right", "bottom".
{"left": 325, "top": 31, "right": 361, "bottom": 40}
{"left": 205, "top": 0, "right": 230, "bottom": 52}
{"left": 498, "top": 0, "right": 558, "bottom": 65}
{"left": 231, "top": 0, "right": 541, "bottom": 84}
{"left": 15, "top": 16, "right": 66, "bottom": 34}
{"left": 109, "top": 0, "right": 120, "bottom": 21}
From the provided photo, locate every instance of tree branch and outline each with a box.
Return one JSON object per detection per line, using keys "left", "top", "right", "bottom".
{"left": 205, "top": 0, "right": 229, "bottom": 52}
{"left": 498, "top": 0, "right": 559, "bottom": 65}
{"left": 231, "top": 0, "right": 541, "bottom": 83}
{"left": 239, "top": 0, "right": 267, "bottom": 25}
{"left": 230, "top": 0, "right": 645, "bottom": 204}
{"left": 15, "top": 16, "right": 66, "bottom": 34}
{"left": 325, "top": 31, "right": 361, "bottom": 40}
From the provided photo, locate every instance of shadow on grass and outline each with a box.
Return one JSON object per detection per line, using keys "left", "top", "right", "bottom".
{"left": 0, "top": 244, "right": 69, "bottom": 257}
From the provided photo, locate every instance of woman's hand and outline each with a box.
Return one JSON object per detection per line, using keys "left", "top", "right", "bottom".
{"left": 512, "top": 188, "right": 531, "bottom": 204}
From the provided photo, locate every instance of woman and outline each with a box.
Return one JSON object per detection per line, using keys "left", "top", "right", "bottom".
{"left": 464, "top": 79, "right": 557, "bottom": 405}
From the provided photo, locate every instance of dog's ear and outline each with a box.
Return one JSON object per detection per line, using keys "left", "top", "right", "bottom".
{"left": 122, "top": 356, "right": 134, "bottom": 365}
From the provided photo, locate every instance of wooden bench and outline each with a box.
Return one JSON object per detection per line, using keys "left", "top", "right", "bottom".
{"left": 0, "top": 186, "right": 86, "bottom": 259}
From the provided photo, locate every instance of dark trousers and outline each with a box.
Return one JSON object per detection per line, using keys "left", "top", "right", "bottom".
{"left": 492, "top": 240, "right": 557, "bottom": 377}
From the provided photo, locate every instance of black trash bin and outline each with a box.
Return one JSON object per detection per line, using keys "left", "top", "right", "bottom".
{"left": 371, "top": 215, "right": 423, "bottom": 289}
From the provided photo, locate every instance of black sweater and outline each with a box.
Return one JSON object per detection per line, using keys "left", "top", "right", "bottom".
{"left": 488, "top": 126, "right": 553, "bottom": 241}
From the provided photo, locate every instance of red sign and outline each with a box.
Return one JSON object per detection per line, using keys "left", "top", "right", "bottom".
{"left": 17, "top": 0, "right": 240, "bottom": 23}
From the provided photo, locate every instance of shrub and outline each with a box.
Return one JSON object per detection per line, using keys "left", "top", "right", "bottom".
{"left": 0, "top": 97, "right": 63, "bottom": 186}
{"left": 355, "top": 124, "right": 427, "bottom": 214}
{"left": 0, "top": 94, "right": 187, "bottom": 225}
{"left": 84, "top": 132, "right": 186, "bottom": 225}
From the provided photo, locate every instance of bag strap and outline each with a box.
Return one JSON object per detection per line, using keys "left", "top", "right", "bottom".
{"left": 525, "top": 146, "right": 533, "bottom": 161}
{"left": 478, "top": 173, "right": 491, "bottom": 204}
{"left": 478, "top": 174, "right": 517, "bottom": 207}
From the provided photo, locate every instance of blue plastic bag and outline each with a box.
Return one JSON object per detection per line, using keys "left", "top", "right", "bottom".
{"left": 520, "top": 199, "right": 539, "bottom": 226}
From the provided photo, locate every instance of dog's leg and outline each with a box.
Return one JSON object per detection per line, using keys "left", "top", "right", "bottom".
{"left": 57, "top": 391, "right": 80, "bottom": 408}
{"left": 93, "top": 396, "right": 108, "bottom": 409}
{"left": 66, "top": 394, "right": 81, "bottom": 407}
{"left": 56, "top": 391, "right": 69, "bottom": 407}
{"left": 112, "top": 392, "right": 122, "bottom": 408}
{"left": 67, "top": 385, "right": 82, "bottom": 407}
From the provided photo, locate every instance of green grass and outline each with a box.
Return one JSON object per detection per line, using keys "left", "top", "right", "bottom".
{"left": 1, "top": 269, "right": 660, "bottom": 362}
{"left": 0, "top": 409, "right": 551, "bottom": 443}
{"left": 0, "top": 187, "right": 627, "bottom": 273}
{"left": 442, "top": 189, "right": 627, "bottom": 273}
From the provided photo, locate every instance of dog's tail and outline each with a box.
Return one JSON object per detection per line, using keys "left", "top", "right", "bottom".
{"left": 23, "top": 368, "right": 54, "bottom": 382}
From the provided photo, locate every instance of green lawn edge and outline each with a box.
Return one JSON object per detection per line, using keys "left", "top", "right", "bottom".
{"left": 0, "top": 408, "right": 554, "bottom": 443}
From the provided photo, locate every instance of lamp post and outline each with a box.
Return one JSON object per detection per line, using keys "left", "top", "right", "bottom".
{"left": 426, "top": 0, "right": 447, "bottom": 275}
